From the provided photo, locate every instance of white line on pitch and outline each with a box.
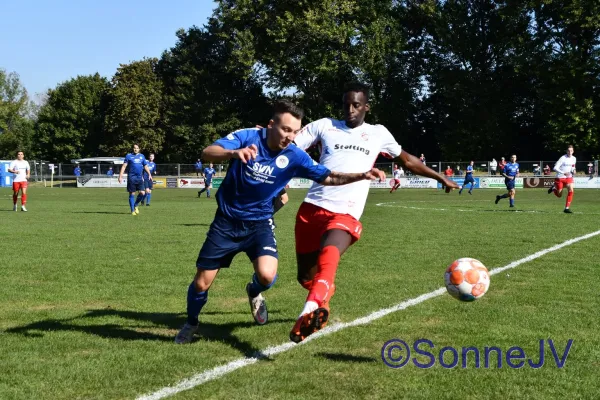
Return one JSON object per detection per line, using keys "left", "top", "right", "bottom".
{"left": 137, "top": 229, "right": 600, "bottom": 400}
{"left": 376, "top": 202, "right": 548, "bottom": 213}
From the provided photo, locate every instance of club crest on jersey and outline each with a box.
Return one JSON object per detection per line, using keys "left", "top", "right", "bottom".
{"left": 361, "top": 133, "right": 369, "bottom": 141}
{"left": 275, "top": 155, "right": 289, "bottom": 169}
{"left": 333, "top": 143, "right": 371, "bottom": 155}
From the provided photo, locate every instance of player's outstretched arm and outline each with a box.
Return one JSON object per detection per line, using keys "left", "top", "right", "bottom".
{"left": 202, "top": 144, "right": 258, "bottom": 164}
{"left": 319, "top": 168, "right": 386, "bottom": 186}
{"left": 144, "top": 165, "right": 152, "bottom": 180}
{"left": 396, "top": 151, "right": 459, "bottom": 192}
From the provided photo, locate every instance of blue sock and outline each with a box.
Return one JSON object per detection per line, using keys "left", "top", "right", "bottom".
{"left": 187, "top": 283, "right": 208, "bottom": 325}
{"left": 129, "top": 194, "right": 135, "bottom": 211}
{"left": 500, "top": 193, "right": 509, "bottom": 199}
{"left": 247, "top": 273, "right": 277, "bottom": 298}
{"left": 510, "top": 198, "right": 514, "bottom": 206}
{"left": 146, "top": 193, "right": 151, "bottom": 205}
{"left": 470, "top": 184, "right": 474, "bottom": 191}
{"left": 206, "top": 189, "right": 211, "bottom": 197}
{"left": 134, "top": 193, "right": 144, "bottom": 206}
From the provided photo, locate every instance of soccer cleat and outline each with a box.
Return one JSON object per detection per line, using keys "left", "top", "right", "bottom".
{"left": 495, "top": 195, "right": 501, "bottom": 204}
{"left": 564, "top": 208, "right": 573, "bottom": 214}
{"left": 21, "top": 206, "right": 27, "bottom": 212}
{"left": 132, "top": 212, "right": 137, "bottom": 216}
{"left": 548, "top": 185, "right": 554, "bottom": 194}
{"left": 290, "top": 308, "right": 329, "bottom": 343}
{"left": 459, "top": 190, "right": 462, "bottom": 195}
{"left": 174, "top": 323, "right": 199, "bottom": 344}
{"left": 13, "top": 204, "right": 17, "bottom": 212}
{"left": 146, "top": 204, "right": 150, "bottom": 206}
{"left": 468, "top": 191, "right": 472, "bottom": 195}
{"left": 197, "top": 191, "right": 201, "bottom": 198}
{"left": 510, "top": 204, "right": 515, "bottom": 208}
{"left": 134, "top": 207, "right": 139, "bottom": 215}
{"left": 246, "top": 283, "right": 268, "bottom": 325}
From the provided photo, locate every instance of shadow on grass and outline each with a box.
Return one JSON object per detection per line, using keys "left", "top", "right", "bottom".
{"left": 317, "top": 352, "right": 379, "bottom": 363}
{"left": 5, "top": 308, "right": 294, "bottom": 358}
{"left": 178, "top": 223, "right": 211, "bottom": 227}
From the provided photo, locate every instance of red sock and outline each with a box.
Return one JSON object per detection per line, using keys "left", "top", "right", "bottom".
{"left": 566, "top": 191, "right": 573, "bottom": 208}
{"left": 307, "top": 246, "right": 340, "bottom": 306}
{"left": 21, "top": 194, "right": 27, "bottom": 206}
{"left": 300, "top": 280, "right": 313, "bottom": 291}
{"left": 13, "top": 194, "right": 18, "bottom": 205}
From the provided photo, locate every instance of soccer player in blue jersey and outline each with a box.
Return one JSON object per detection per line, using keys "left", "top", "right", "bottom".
{"left": 118, "top": 144, "right": 153, "bottom": 215}
{"left": 141, "top": 153, "right": 157, "bottom": 206}
{"left": 495, "top": 154, "right": 519, "bottom": 208}
{"left": 459, "top": 161, "right": 475, "bottom": 195}
{"left": 197, "top": 163, "right": 216, "bottom": 198}
{"left": 175, "top": 100, "right": 385, "bottom": 344}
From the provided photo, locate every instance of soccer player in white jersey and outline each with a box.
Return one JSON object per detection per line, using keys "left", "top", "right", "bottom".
{"left": 548, "top": 144, "right": 576, "bottom": 213}
{"left": 390, "top": 164, "right": 401, "bottom": 193}
{"left": 8, "top": 151, "right": 31, "bottom": 212}
{"left": 289, "top": 82, "right": 459, "bottom": 343}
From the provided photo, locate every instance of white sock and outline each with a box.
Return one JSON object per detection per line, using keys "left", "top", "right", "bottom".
{"left": 299, "top": 301, "right": 318, "bottom": 318}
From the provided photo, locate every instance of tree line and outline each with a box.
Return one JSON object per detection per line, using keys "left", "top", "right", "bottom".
{"left": 1, "top": 0, "right": 599, "bottom": 162}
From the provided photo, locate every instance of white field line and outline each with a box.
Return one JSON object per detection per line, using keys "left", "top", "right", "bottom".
{"left": 376, "top": 202, "right": 547, "bottom": 213}
{"left": 137, "top": 229, "right": 600, "bottom": 400}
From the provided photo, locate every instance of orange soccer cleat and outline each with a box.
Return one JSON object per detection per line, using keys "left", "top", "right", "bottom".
{"left": 289, "top": 307, "right": 329, "bottom": 343}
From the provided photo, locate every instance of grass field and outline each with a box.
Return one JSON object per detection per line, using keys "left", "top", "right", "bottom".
{"left": 1, "top": 187, "right": 599, "bottom": 400}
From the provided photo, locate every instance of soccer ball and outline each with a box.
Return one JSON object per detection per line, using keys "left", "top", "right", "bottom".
{"left": 444, "top": 258, "right": 490, "bottom": 301}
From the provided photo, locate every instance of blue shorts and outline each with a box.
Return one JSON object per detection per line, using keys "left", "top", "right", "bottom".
{"left": 505, "top": 178, "right": 516, "bottom": 190}
{"left": 463, "top": 176, "right": 475, "bottom": 184}
{"left": 196, "top": 210, "right": 277, "bottom": 270}
{"left": 205, "top": 179, "right": 212, "bottom": 188}
{"left": 127, "top": 177, "right": 144, "bottom": 192}
{"left": 144, "top": 178, "right": 153, "bottom": 190}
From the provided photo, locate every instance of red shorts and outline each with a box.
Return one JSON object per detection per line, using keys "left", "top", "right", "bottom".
{"left": 12, "top": 181, "right": 28, "bottom": 191}
{"left": 554, "top": 177, "right": 573, "bottom": 191}
{"left": 295, "top": 202, "right": 363, "bottom": 254}
{"left": 393, "top": 179, "right": 400, "bottom": 185}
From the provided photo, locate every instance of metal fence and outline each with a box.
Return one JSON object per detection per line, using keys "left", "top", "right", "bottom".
{"left": 20, "top": 160, "right": 599, "bottom": 188}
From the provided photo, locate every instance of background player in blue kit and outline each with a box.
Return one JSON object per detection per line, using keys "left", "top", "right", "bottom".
{"left": 459, "top": 160, "right": 475, "bottom": 195}
{"left": 175, "top": 100, "right": 385, "bottom": 344}
{"left": 495, "top": 154, "right": 520, "bottom": 207}
{"left": 197, "top": 163, "right": 215, "bottom": 198}
{"left": 142, "top": 153, "right": 157, "bottom": 206}
{"left": 118, "top": 144, "right": 153, "bottom": 215}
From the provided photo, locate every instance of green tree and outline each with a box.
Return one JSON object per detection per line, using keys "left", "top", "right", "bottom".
{"left": 102, "top": 58, "right": 165, "bottom": 156}
{"left": 0, "top": 69, "right": 36, "bottom": 159}
{"left": 34, "top": 74, "right": 109, "bottom": 161}
{"left": 158, "top": 24, "right": 269, "bottom": 162}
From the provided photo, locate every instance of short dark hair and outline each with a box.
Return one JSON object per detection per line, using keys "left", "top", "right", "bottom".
{"left": 272, "top": 100, "right": 304, "bottom": 121}
{"left": 16, "top": 150, "right": 24, "bottom": 155}
{"left": 344, "top": 82, "right": 370, "bottom": 102}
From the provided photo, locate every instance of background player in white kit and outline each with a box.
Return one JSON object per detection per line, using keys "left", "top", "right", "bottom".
{"left": 548, "top": 144, "right": 576, "bottom": 213}
{"left": 8, "top": 151, "right": 31, "bottom": 212}
{"left": 390, "top": 164, "right": 401, "bottom": 193}
{"left": 289, "top": 82, "right": 459, "bottom": 342}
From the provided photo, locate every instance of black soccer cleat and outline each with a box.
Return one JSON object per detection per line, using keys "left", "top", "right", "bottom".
{"left": 495, "top": 195, "right": 501, "bottom": 205}
{"left": 564, "top": 208, "right": 573, "bottom": 214}
{"left": 548, "top": 185, "right": 554, "bottom": 194}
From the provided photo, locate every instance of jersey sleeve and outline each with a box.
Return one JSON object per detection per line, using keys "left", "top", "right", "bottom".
{"left": 123, "top": 154, "right": 131, "bottom": 164}
{"left": 295, "top": 150, "right": 331, "bottom": 182}
{"left": 378, "top": 125, "right": 402, "bottom": 158}
{"left": 9, "top": 161, "right": 15, "bottom": 170}
{"left": 214, "top": 129, "right": 253, "bottom": 150}
{"left": 25, "top": 162, "right": 30, "bottom": 171}
{"left": 294, "top": 119, "right": 326, "bottom": 150}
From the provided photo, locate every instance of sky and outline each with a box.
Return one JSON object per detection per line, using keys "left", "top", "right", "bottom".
{"left": 0, "top": 0, "right": 216, "bottom": 100}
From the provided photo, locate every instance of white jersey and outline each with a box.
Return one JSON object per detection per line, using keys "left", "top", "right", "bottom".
{"left": 393, "top": 169, "right": 401, "bottom": 179}
{"left": 294, "top": 118, "right": 402, "bottom": 220}
{"left": 554, "top": 155, "right": 576, "bottom": 178}
{"left": 9, "top": 160, "right": 30, "bottom": 182}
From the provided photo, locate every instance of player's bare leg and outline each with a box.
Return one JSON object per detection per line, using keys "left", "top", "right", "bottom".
{"left": 246, "top": 256, "right": 278, "bottom": 325}
{"left": 291, "top": 229, "right": 351, "bottom": 343}
{"left": 175, "top": 268, "right": 219, "bottom": 344}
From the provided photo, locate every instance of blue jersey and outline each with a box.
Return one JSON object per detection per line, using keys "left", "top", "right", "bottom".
{"left": 504, "top": 162, "right": 519, "bottom": 177}
{"left": 124, "top": 153, "right": 147, "bottom": 179}
{"left": 214, "top": 128, "right": 331, "bottom": 220}
{"left": 203, "top": 167, "right": 216, "bottom": 181}
{"left": 195, "top": 161, "right": 203, "bottom": 170}
{"left": 466, "top": 165, "right": 473, "bottom": 177}
{"left": 144, "top": 161, "right": 156, "bottom": 179}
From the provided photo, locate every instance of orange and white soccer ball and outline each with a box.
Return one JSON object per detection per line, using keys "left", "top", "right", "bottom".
{"left": 444, "top": 258, "right": 490, "bottom": 301}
